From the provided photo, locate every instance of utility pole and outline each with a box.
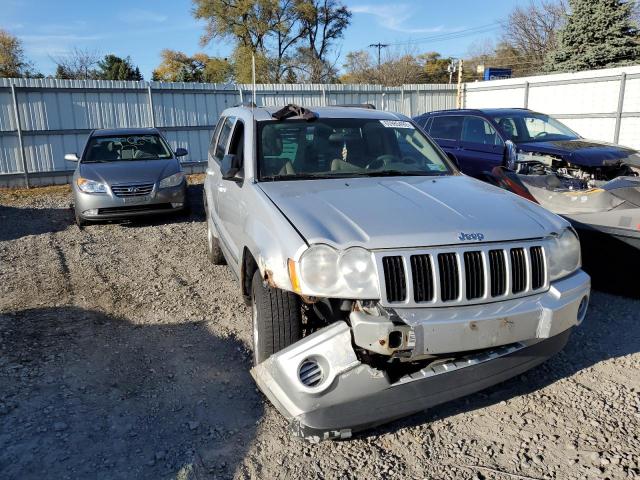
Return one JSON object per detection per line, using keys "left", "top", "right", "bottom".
{"left": 456, "top": 59, "right": 464, "bottom": 109}
{"left": 369, "top": 43, "right": 389, "bottom": 66}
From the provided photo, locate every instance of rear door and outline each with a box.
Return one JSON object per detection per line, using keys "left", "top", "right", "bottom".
{"left": 427, "top": 115, "right": 464, "bottom": 159}
{"left": 458, "top": 115, "right": 505, "bottom": 177}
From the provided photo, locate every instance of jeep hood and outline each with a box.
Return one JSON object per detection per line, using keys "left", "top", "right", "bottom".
{"left": 258, "top": 176, "right": 567, "bottom": 249}
{"left": 515, "top": 139, "right": 640, "bottom": 168}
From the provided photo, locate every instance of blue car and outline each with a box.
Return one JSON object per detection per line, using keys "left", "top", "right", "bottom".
{"left": 413, "top": 108, "right": 640, "bottom": 182}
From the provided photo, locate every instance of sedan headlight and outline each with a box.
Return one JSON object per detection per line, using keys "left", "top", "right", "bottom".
{"left": 547, "top": 229, "right": 581, "bottom": 281}
{"left": 294, "top": 244, "right": 379, "bottom": 299}
{"left": 76, "top": 177, "right": 107, "bottom": 193}
{"left": 159, "top": 172, "right": 184, "bottom": 189}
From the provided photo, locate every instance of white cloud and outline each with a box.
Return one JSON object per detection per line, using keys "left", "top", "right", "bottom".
{"left": 351, "top": 4, "right": 447, "bottom": 34}
{"left": 118, "top": 9, "right": 168, "bottom": 24}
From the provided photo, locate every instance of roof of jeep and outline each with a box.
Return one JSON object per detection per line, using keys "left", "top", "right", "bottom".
{"left": 223, "top": 105, "right": 409, "bottom": 121}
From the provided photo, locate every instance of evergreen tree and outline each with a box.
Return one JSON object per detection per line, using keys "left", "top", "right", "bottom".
{"left": 546, "top": 0, "right": 640, "bottom": 71}
{"left": 97, "top": 55, "right": 143, "bottom": 81}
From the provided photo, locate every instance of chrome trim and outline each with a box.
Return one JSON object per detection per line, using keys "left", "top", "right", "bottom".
{"left": 375, "top": 239, "right": 550, "bottom": 308}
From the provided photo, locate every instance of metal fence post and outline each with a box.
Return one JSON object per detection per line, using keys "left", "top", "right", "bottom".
{"left": 400, "top": 85, "right": 405, "bottom": 115}
{"left": 523, "top": 81, "right": 530, "bottom": 109}
{"left": 322, "top": 86, "right": 327, "bottom": 106}
{"left": 237, "top": 85, "right": 244, "bottom": 104}
{"left": 614, "top": 73, "right": 627, "bottom": 144}
{"left": 10, "top": 83, "right": 29, "bottom": 188}
{"left": 147, "top": 84, "right": 156, "bottom": 127}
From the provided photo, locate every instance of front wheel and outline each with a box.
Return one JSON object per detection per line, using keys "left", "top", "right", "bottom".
{"left": 251, "top": 270, "right": 303, "bottom": 364}
{"left": 75, "top": 210, "right": 87, "bottom": 228}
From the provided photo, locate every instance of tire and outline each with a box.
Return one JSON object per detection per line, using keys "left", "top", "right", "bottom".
{"left": 75, "top": 210, "right": 87, "bottom": 228}
{"left": 206, "top": 217, "right": 226, "bottom": 265}
{"left": 251, "top": 270, "right": 303, "bottom": 364}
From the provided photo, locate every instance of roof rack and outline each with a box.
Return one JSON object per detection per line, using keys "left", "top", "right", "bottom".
{"left": 234, "top": 101, "right": 257, "bottom": 108}
{"left": 336, "top": 103, "right": 376, "bottom": 109}
{"left": 271, "top": 104, "right": 318, "bottom": 121}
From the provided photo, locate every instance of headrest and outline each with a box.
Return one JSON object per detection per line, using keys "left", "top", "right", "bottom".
{"left": 262, "top": 126, "right": 283, "bottom": 156}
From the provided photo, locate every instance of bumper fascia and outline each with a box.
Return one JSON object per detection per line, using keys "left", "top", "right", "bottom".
{"left": 74, "top": 182, "right": 187, "bottom": 220}
{"left": 251, "top": 270, "right": 590, "bottom": 441}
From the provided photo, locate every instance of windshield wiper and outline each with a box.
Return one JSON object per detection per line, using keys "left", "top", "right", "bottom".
{"left": 260, "top": 173, "right": 342, "bottom": 181}
{"left": 357, "top": 170, "right": 435, "bottom": 177}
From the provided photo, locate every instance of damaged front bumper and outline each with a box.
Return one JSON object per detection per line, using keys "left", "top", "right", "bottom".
{"left": 251, "top": 271, "right": 590, "bottom": 441}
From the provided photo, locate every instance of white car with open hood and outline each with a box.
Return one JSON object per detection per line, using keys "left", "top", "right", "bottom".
{"left": 203, "top": 103, "right": 591, "bottom": 441}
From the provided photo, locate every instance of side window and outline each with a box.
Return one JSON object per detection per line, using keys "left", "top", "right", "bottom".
{"left": 208, "top": 117, "right": 225, "bottom": 162}
{"left": 214, "top": 117, "right": 235, "bottom": 162}
{"left": 461, "top": 116, "right": 503, "bottom": 146}
{"left": 227, "top": 120, "right": 244, "bottom": 167}
{"left": 429, "top": 116, "right": 463, "bottom": 141}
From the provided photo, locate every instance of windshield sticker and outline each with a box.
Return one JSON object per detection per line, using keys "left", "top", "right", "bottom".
{"left": 379, "top": 120, "right": 415, "bottom": 129}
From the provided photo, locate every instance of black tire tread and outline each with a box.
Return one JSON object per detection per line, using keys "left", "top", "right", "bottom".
{"left": 251, "top": 270, "right": 302, "bottom": 363}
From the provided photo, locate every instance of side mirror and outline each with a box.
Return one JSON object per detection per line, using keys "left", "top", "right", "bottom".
{"left": 504, "top": 140, "right": 517, "bottom": 170}
{"left": 446, "top": 152, "right": 460, "bottom": 170}
{"left": 221, "top": 154, "right": 242, "bottom": 181}
{"left": 65, "top": 153, "right": 79, "bottom": 162}
{"left": 175, "top": 148, "right": 188, "bottom": 158}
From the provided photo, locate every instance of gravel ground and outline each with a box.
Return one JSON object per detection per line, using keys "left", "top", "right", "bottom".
{"left": 0, "top": 179, "right": 639, "bottom": 480}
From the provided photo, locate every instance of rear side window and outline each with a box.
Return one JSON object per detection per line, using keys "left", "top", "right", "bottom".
{"left": 214, "top": 117, "right": 235, "bottom": 162}
{"left": 430, "top": 116, "right": 463, "bottom": 141}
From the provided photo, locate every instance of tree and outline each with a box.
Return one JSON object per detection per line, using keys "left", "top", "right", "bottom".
{"left": 419, "top": 52, "right": 453, "bottom": 83}
{"left": 502, "top": 0, "right": 567, "bottom": 73}
{"left": 152, "top": 49, "right": 233, "bottom": 83}
{"left": 340, "top": 49, "right": 426, "bottom": 86}
{"left": 0, "top": 29, "right": 33, "bottom": 78}
{"left": 295, "top": 0, "right": 351, "bottom": 82}
{"left": 52, "top": 48, "right": 101, "bottom": 80}
{"left": 546, "top": 0, "right": 640, "bottom": 71}
{"left": 97, "top": 55, "right": 143, "bottom": 81}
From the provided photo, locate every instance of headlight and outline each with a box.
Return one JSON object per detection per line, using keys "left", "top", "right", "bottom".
{"left": 76, "top": 177, "right": 107, "bottom": 193}
{"left": 159, "top": 172, "right": 184, "bottom": 189}
{"left": 295, "top": 245, "right": 379, "bottom": 299}
{"left": 547, "top": 229, "right": 581, "bottom": 281}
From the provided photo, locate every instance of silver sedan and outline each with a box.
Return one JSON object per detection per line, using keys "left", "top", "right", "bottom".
{"left": 68, "top": 128, "right": 188, "bottom": 226}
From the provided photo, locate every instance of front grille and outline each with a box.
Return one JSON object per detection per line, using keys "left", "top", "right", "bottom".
{"left": 380, "top": 242, "right": 548, "bottom": 307}
{"left": 97, "top": 203, "right": 172, "bottom": 215}
{"left": 438, "top": 253, "right": 460, "bottom": 302}
{"left": 111, "top": 182, "right": 154, "bottom": 197}
{"left": 489, "top": 249, "right": 507, "bottom": 297}
{"left": 410, "top": 254, "right": 434, "bottom": 302}
{"left": 530, "top": 246, "right": 545, "bottom": 290}
{"left": 510, "top": 248, "right": 527, "bottom": 293}
{"left": 382, "top": 256, "right": 406, "bottom": 302}
{"left": 464, "top": 251, "right": 484, "bottom": 300}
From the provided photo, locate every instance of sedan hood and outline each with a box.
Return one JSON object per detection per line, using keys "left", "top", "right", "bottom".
{"left": 516, "top": 139, "right": 640, "bottom": 168}
{"left": 79, "top": 159, "right": 178, "bottom": 185}
{"left": 259, "top": 176, "right": 567, "bottom": 249}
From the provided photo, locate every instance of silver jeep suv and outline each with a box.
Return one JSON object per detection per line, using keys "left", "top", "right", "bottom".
{"left": 204, "top": 104, "right": 591, "bottom": 441}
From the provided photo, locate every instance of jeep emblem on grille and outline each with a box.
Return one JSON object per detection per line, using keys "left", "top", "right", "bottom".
{"left": 458, "top": 232, "right": 485, "bottom": 241}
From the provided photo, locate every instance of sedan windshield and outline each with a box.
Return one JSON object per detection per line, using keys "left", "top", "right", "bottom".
{"left": 490, "top": 112, "right": 579, "bottom": 143}
{"left": 84, "top": 134, "right": 173, "bottom": 162}
{"left": 257, "top": 118, "right": 453, "bottom": 181}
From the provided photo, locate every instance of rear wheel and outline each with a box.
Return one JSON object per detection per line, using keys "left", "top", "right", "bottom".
{"left": 251, "top": 270, "right": 303, "bottom": 364}
{"left": 206, "top": 220, "right": 226, "bottom": 265}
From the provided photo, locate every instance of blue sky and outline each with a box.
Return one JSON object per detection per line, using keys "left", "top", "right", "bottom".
{"left": 2, "top": 0, "right": 529, "bottom": 78}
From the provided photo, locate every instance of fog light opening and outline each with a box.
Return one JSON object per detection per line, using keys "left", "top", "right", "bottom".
{"left": 298, "top": 358, "right": 324, "bottom": 388}
{"left": 577, "top": 296, "right": 589, "bottom": 324}
{"left": 388, "top": 330, "right": 403, "bottom": 349}
{"left": 83, "top": 208, "right": 98, "bottom": 215}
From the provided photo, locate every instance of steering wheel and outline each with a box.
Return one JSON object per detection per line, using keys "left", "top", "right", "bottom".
{"left": 534, "top": 131, "right": 550, "bottom": 139}
{"left": 365, "top": 154, "right": 397, "bottom": 170}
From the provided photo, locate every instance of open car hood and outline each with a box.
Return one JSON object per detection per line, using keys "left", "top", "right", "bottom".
{"left": 516, "top": 139, "right": 640, "bottom": 168}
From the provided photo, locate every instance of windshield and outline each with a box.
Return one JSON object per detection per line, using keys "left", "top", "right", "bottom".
{"left": 83, "top": 134, "right": 173, "bottom": 162}
{"left": 257, "top": 118, "right": 453, "bottom": 181}
{"left": 490, "top": 112, "right": 579, "bottom": 143}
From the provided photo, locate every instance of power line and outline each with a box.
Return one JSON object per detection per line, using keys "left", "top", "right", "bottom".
{"left": 384, "top": 23, "right": 501, "bottom": 47}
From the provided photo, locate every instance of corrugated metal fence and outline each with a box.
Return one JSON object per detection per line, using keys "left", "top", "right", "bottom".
{"left": 0, "top": 79, "right": 456, "bottom": 186}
